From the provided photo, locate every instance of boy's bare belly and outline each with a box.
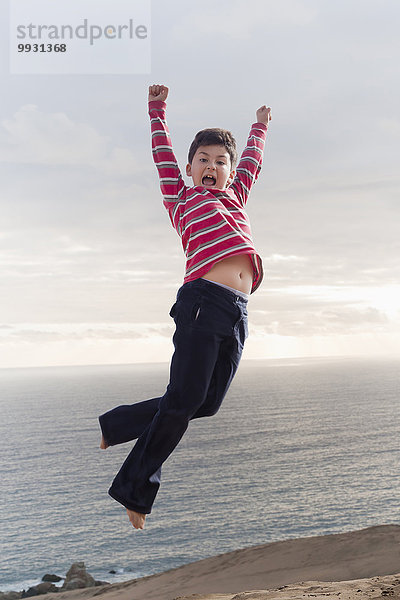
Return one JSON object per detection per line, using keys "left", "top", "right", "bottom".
{"left": 201, "top": 253, "right": 254, "bottom": 294}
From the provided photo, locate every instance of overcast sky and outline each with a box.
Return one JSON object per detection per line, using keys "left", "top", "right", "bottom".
{"left": 1, "top": 0, "right": 399, "bottom": 368}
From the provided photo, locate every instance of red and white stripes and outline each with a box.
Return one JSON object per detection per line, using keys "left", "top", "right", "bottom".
{"left": 149, "top": 100, "right": 268, "bottom": 293}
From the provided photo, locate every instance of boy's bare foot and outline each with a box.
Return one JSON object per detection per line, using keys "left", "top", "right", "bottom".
{"left": 100, "top": 435, "right": 109, "bottom": 449}
{"left": 126, "top": 509, "right": 146, "bottom": 529}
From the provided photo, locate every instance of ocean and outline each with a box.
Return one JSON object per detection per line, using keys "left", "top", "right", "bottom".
{"left": 1, "top": 357, "right": 399, "bottom": 592}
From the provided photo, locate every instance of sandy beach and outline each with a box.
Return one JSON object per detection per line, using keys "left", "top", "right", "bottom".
{"left": 17, "top": 524, "right": 400, "bottom": 600}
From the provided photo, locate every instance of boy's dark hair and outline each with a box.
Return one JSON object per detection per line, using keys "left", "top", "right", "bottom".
{"left": 188, "top": 128, "right": 238, "bottom": 168}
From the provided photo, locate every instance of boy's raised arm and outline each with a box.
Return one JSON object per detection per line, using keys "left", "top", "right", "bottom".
{"left": 148, "top": 84, "right": 186, "bottom": 204}
{"left": 230, "top": 104, "right": 272, "bottom": 207}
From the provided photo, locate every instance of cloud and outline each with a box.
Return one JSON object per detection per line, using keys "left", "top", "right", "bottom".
{"left": 0, "top": 322, "right": 174, "bottom": 345}
{"left": 251, "top": 282, "right": 400, "bottom": 338}
{"left": 265, "top": 254, "right": 307, "bottom": 263}
{"left": 252, "top": 306, "right": 390, "bottom": 337}
{"left": 1, "top": 0, "right": 400, "bottom": 367}
{"left": 0, "top": 104, "right": 140, "bottom": 176}
{"left": 0, "top": 323, "right": 176, "bottom": 368}
{"left": 378, "top": 117, "right": 400, "bottom": 137}
{"left": 171, "top": 0, "right": 318, "bottom": 42}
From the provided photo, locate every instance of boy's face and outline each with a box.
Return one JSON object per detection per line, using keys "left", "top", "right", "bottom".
{"left": 186, "top": 145, "right": 235, "bottom": 190}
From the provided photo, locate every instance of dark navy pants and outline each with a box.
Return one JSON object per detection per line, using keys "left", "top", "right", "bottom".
{"left": 99, "top": 278, "right": 249, "bottom": 514}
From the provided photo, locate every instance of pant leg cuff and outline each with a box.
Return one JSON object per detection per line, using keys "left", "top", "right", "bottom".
{"left": 98, "top": 414, "right": 114, "bottom": 446}
{"left": 108, "top": 487, "right": 152, "bottom": 515}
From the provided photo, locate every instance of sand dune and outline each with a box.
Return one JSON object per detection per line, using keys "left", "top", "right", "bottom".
{"left": 174, "top": 572, "right": 400, "bottom": 599}
{"left": 31, "top": 524, "right": 400, "bottom": 600}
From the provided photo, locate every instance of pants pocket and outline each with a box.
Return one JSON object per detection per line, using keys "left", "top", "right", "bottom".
{"left": 169, "top": 302, "right": 178, "bottom": 318}
{"left": 169, "top": 297, "right": 202, "bottom": 325}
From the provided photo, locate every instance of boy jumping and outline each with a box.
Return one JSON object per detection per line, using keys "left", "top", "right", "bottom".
{"left": 99, "top": 84, "right": 271, "bottom": 529}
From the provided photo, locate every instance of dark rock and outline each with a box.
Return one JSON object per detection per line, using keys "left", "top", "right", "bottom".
{"left": 21, "top": 582, "right": 58, "bottom": 597}
{"left": 108, "top": 570, "right": 117, "bottom": 574}
{"left": 41, "top": 574, "right": 62, "bottom": 583}
{"left": 0, "top": 593, "right": 23, "bottom": 600}
{"left": 61, "top": 562, "right": 96, "bottom": 591}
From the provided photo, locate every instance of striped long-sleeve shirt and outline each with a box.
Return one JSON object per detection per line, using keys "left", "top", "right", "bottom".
{"left": 149, "top": 100, "right": 268, "bottom": 293}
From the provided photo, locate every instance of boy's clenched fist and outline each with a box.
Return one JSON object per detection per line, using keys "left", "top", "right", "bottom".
{"left": 148, "top": 84, "right": 169, "bottom": 102}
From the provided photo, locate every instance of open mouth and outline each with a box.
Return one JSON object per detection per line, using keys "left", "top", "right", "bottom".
{"left": 202, "top": 175, "right": 217, "bottom": 186}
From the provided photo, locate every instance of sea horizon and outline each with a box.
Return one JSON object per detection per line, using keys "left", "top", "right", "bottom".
{"left": 2, "top": 352, "right": 399, "bottom": 373}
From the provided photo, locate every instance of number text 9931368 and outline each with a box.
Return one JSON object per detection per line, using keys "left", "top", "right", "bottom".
{"left": 17, "top": 43, "right": 67, "bottom": 52}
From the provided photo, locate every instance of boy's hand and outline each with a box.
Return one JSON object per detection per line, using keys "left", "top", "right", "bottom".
{"left": 148, "top": 84, "right": 169, "bottom": 103}
{"left": 256, "top": 105, "right": 272, "bottom": 125}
